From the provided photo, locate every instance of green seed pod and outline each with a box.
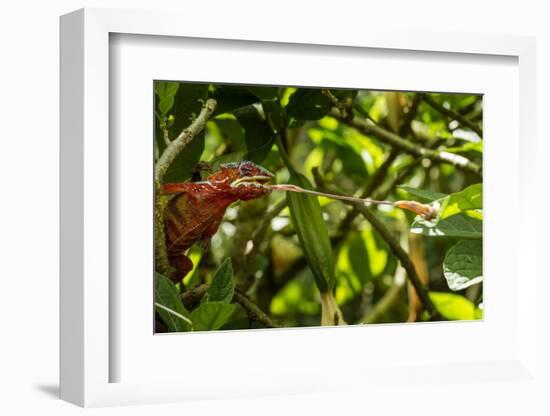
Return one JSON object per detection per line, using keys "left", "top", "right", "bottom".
{"left": 285, "top": 170, "right": 335, "bottom": 293}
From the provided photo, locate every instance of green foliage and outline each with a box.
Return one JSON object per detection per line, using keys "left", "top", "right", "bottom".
{"left": 429, "top": 292, "right": 482, "bottom": 321}
{"left": 233, "top": 105, "right": 274, "bottom": 163}
{"left": 155, "top": 81, "right": 179, "bottom": 115}
{"left": 408, "top": 183, "right": 483, "bottom": 293}
{"left": 246, "top": 86, "right": 279, "bottom": 100}
{"left": 191, "top": 302, "right": 237, "bottom": 331}
{"left": 154, "top": 81, "right": 209, "bottom": 182}
{"left": 411, "top": 214, "right": 482, "bottom": 239}
{"left": 444, "top": 240, "right": 483, "bottom": 291}
{"left": 210, "top": 85, "right": 260, "bottom": 116}
{"left": 286, "top": 88, "right": 331, "bottom": 120}
{"left": 204, "top": 258, "right": 234, "bottom": 303}
{"left": 397, "top": 186, "right": 447, "bottom": 202}
{"left": 439, "top": 183, "right": 482, "bottom": 220}
{"left": 155, "top": 273, "right": 192, "bottom": 332}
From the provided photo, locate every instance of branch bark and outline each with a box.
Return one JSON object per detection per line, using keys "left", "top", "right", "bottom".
{"left": 329, "top": 108, "right": 482, "bottom": 176}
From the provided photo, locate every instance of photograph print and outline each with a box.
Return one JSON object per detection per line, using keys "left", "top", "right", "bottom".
{"left": 153, "top": 82, "right": 483, "bottom": 333}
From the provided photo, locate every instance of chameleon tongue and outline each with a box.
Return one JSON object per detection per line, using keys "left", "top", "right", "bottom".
{"left": 268, "top": 184, "right": 438, "bottom": 220}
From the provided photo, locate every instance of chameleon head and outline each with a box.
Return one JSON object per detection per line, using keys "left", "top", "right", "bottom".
{"left": 214, "top": 161, "right": 274, "bottom": 200}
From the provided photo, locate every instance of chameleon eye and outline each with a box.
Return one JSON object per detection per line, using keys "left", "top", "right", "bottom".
{"left": 239, "top": 163, "right": 253, "bottom": 176}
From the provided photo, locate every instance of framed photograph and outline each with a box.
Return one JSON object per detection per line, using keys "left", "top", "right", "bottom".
{"left": 60, "top": 7, "right": 540, "bottom": 408}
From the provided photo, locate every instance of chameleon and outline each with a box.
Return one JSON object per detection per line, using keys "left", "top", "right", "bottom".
{"left": 161, "top": 161, "right": 273, "bottom": 282}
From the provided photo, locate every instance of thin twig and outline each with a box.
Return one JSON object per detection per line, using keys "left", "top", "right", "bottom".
{"left": 233, "top": 290, "right": 281, "bottom": 328}
{"left": 315, "top": 181, "right": 443, "bottom": 321}
{"left": 159, "top": 117, "right": 171, "bottom": 146}
{"left": 419, "top": 93, "right": 482, "bottom": 137}
{"left": 322, "top": 89, "right": 354, "bottom": 120}
{"left": 329, "top": 108, "right": 482, "bottom": 176}
{"left": 180, "top": 283, "right": 280, "bottom": 328}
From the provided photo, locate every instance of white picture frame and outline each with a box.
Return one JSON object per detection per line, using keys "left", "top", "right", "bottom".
{"left": 60, "top": 7, "right": 541, "bottom": 408}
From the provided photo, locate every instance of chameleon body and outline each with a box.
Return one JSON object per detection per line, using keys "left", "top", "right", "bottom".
{"left": 161, "top": 161, "right": 273, "bottom": 282}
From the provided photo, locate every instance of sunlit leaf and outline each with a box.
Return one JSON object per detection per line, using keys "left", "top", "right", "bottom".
{"left": 411, "top": 213, "right": 482, "bottom": 239}
{"left": 429, "top": 292, "right": 481, "bottom": 321}
{"left": 440, "top": 183, "right": 482, "bottom": 219}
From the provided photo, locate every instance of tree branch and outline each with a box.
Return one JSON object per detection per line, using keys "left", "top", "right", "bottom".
{"left": 419, "top": 93, "right": 482, "bottom": 137}
{"left": 155, "top": 98, "right": 217, "bottom": 184}
{"left": 329, "top": 108, "right": 482, "bottom": 176}
{"left": 315, "top": 181, "right": 443, "bottom": 321}
{"left": 154, "top": 98, "right": 217, "bottom": 275}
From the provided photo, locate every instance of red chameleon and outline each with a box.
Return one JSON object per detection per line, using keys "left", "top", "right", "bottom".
{"left": 161, "top": 161, "right": 273, "bottom": 282}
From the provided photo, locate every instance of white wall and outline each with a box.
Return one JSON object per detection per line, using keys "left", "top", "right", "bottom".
{"left": 1, "top": 1, "right": 548, "bottom": 414}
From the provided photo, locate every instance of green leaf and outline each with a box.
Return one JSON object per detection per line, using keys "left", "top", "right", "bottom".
{"left": 429, "top": 292, "right": 480, "bottom": 320}
{"left": 247, "top": 86, "right": 279, "bottom": 100}
{"left": 411, "top": 213, "right": 482, "bottom": 239}
{"left": 205, "top": 258, "right": 234, "bottom": 303}
{"left": 262, "top": 99, "right": 286, "bottom": 134}
{"left": 158, "top": 96, "right": 175, "bottom": 116}
{"left": 397, "top": 186, "right": 447, "bottom": 202}
{"left": 233, "top": 105, "right": 274, "bottom": 163}
{"left": 191, "top": 302, "right": 237, "bottom": 331}
{"left": 286, "top": 88, "right": 331, "bottom": 120}
{"left": 155, "top": 81, "right": 179, "bottom": 100}
{"left": 211, "top": 86, "right": 260, "bottom": 116}
{"left": 443, "top": 240, "right": 483, "bottom": 291}
{"left": 155, "top": 273, "right": 192, "bottom": 332}
{"left": 440, "top": 183, "right": 482, "bottom": 219}
{"left": 155, "top": 81, "right": 179, "bottom": 115}
{"left": 282, "top": 162, "right": 336, "bottom": 293}
{"left": 160, "top": 83, "right": 210, "bottom": 182}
